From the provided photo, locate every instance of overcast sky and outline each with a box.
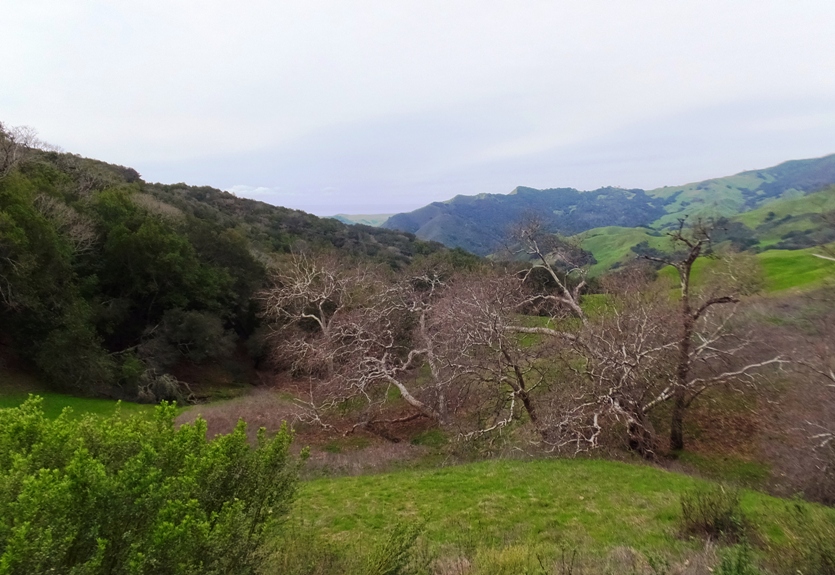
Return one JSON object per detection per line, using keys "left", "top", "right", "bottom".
{"left": 4, "top": 1, "right": 835, "bottom": 215}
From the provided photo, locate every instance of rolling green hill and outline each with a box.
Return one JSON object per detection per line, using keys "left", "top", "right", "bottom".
{"left": 574, "top": 186, "right": 835, "bottom": 279}
{"left": 382, "top": 154, "right": 835, "bottom": 257}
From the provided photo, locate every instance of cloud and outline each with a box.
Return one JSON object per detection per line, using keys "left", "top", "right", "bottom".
{"left": 225, "top": 185, "right": 279, "bottom": 197}
{"left": 4, "top": 1, "right": 835, "bottom": 215}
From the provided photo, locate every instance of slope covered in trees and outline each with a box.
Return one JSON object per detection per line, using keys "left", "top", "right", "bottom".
{"left": 0, "top": 125, "right": 456, "bottom": 400}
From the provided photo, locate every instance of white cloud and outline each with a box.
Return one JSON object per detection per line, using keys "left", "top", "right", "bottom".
{"left": 3, "top": 1, "right": 835, "bottom": 215}
{"left": 225, "top": 185, "right": 279, "bottom": 198}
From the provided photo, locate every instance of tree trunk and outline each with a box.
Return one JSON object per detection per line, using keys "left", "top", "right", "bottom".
{"left": 670, "top": 267, "right": 694, "bottom": 452}
{"left": 669, "top": 391, "right": 686, "bottom": 452}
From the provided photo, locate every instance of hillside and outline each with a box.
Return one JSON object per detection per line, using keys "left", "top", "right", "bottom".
{"left": 0, "top": 139, "right": 453, "bottom": 401}
{"left": 331, "top": 213, "right": 394, "bottom": 227}
{"left": 382, "top": 154, "right": 835, "bottom": 256}
{"left": 577, "top": 186, "right": 835, "bottom": 275}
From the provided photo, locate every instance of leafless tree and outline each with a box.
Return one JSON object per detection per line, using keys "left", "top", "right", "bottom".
{"left": 0, "top": 122, "right": 50, "bottom": 180}
{"left": 259, "top": 254, "right": 470, "bottom": 434}
{"left": 635, "top": 220, "right": 786, "bottom": 451}
{"left": 259, "top": 252, "right": 376, "bottom": 378}
{"left": 32, "top": 194, "right": 98, "bottom": 255}
{"left": 507, "top": 215, "right": 588, "bottom": 322}
{"left": 441, "top": 274, "right": 556, "bottom": 438}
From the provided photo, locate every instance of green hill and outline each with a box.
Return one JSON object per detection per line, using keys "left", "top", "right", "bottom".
{"left": 382, "top": 154, "right": 835, "bottom": 256}
{"left": 286, "top": 457, "right": 835, "bottom": 572}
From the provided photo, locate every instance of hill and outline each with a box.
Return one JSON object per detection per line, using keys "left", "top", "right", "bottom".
{"left": 286, "top": 457, "right": 835, "bottom": 573}
{"left": 577, "top": 186, "right": 835, "bottom": 276}
{"left": 382, "top": 154, "right": 835, "bottom": 255}
{"left": 0, "top": 132, "right": 453, "bottom": 401}
{"left": 331, "top": 213, "right": 394, "bottom": 227}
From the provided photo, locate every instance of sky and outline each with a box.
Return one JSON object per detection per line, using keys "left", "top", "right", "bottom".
{"left": 3, "top": 1, "right": 835, "bottom": 215}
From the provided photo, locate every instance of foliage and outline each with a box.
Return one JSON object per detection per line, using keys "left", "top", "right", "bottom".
{"left": 0, "top": 396, "right": 303, "bottom": 574}
{"left": 715, "top": 544, "right": 760, "bottom": 575}
{"left": 776, "top": 502, "right": 835, "bottom": 575}
{"left": 0, "top": 136, "right": 456, "bottom": 397}
{"left": 261, "top": 520, "right": 427, "bottom": 575}
{"left": 679, "top": 485, "right": 748, "bottom": 543}
{"left": 364, "top": 522, "right": 425, "bottom": 575}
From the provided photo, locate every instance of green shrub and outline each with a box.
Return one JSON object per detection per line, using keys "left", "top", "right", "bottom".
{"left": 365, "top": 522, "right": 425, "bottom": 575}
{"left": 679, "top": 485, "right": 748, "bottom": 542}
{"left": 0, "top": 396, "right": 304, "bottom": 574}
{"left": 778, "top": 502, "right": 835, "bottom": 575}
{"left": 716, "top": 543, "right": 760, "bottom": 575}
{"left": 262, "top": 521, "right": 427, "bottom": 575}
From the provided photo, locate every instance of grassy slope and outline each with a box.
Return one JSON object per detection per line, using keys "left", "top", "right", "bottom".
{"left": 648, "top": 173, "right": 770, "bottom": 227}
{"left": 0, "top": 367, "right": 156, "bottom": 419}
{"left": 654, "top": 247, "right": 834, "bottom": 293}
{"left": 757, "top": 246, "right": 835, "bottom": 291}
{"left": 732, "top": 187, "right": 835, "bottom": 247}
{"left": 578, "top": 226, "right": 670, "bottom": 276}
{"left": 292, "top": 458, "right": 829, "bottom": 556}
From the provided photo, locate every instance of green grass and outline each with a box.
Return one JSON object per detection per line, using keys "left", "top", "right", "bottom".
{"left": 291, "top": 458, "right": 831, "bottom": 557}
{"left": 0, "top": 368, "right": 156, "bottom": 419}
{"left": 654, "top": 247, "right": 834, "bottom": 293}
{"left": 676, "top": 451, "right": 770, "bottom": 488}
{"left": 757, "top": 247, "right": 834, "bottom": 292}
{"left": 578, "top": 226, "right": 670, "bottom": 276}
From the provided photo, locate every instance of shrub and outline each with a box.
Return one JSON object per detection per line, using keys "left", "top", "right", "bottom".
{"left": 778, "top": 502, "right": 835, "bottom": 575}
{"left": 262, "top": 521, "right": 427, "bottom": 575}
{"left": 0, "top": 396, "right": 304, "bottom": 574}
{"left": 365, "top": 522, "right": 425, "bottom": 575}
{"left": 679, "top": 485, "right": 748, "bottom": 542}
{"left": 715, "top": 543, "right": 761, "bottom": 575}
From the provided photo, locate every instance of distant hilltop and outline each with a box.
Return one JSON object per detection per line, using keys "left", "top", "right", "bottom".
{"left": 375, "top": 154, "right": 835, "bottom": 256}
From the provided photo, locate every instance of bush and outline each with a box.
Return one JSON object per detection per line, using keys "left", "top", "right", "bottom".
{"left": 715, "top": 543, "right": 760, "bottom": 575}
{"left": 0, "top": 396, "right": 304, "bottom": 574}
{"left": 365, "top": 522, "right": 424, "bottom": 575}
{"left": 679, "top": 485, "right": 748, "bottom": 542}
{"left": 262, "top": 521, "right": 427, "bottom": 575}
{"left": 778, "top": 502, "right": 835, "bottom": 575}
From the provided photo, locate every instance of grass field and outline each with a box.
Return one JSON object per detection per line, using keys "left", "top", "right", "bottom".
{"left": 757, "top": 247, "right": 834, "bottom": 291}
{"left": 650, "top": 246, "right": 833, "bottom": 293}
{"left": 0, "top": 367, "right": 156, "bottom": 419}
{"left": 289, "top": 458, "right": 832, "bottom": 563}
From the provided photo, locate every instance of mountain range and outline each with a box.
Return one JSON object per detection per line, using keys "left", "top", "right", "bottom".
{"left": 356, "top": 154, "right": 835, "bottom": 260}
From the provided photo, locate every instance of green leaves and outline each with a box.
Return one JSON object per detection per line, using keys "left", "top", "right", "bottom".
{"left": 0, "top": 397, "right": 302, "bottom": 575}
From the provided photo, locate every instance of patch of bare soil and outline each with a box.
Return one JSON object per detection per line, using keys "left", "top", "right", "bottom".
{"left": 176, "top": 382, "right": 437, "bottom": 476}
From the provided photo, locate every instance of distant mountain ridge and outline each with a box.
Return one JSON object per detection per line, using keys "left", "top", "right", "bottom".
{"left": 381, "top": 154, "right": 835, "bottom": 255}
{"left": 331, "top": 213, "right": 394, "bottom": 227}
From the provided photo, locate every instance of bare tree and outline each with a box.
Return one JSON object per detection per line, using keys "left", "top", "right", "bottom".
{"left": 32, "top": 194, "right": 97, "bottom": 255}
{"left": 508, "top": 215, "right": 589, "bottom": 322}
{"left": 259, "top": 255, "right": 469, "bottom": 434}
{"left": 635, "top": 220, "right": 786, "bottom": 451}
{"left": 545, "top": 273, "right": 677, "bottom": 457}
{"left": 0, "top": 122, "right": 49, "bottom": 180}
{"left": 441, "top": 274, "right": 555, "bottom": 438}
{"left": 259, "top": 252, "right": 375, "bottom": 378}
